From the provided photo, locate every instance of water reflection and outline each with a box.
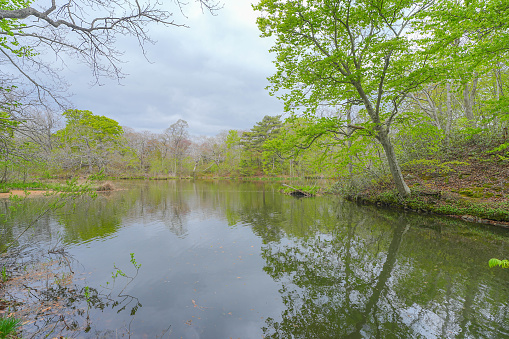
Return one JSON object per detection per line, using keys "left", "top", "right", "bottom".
{"left": 260, "top": 203, "right": 509, "bottom": 338}
{"left": 2, "top": 180, "right": 509, "bottom": 338}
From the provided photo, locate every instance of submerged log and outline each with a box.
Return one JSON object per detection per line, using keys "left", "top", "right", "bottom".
{"left": 281, "top": 184, "right": 313, "bottom": 197}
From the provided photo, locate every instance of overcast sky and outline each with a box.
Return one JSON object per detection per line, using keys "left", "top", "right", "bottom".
{"left": 64, "top": 0, "right": 283, "bottom": 137}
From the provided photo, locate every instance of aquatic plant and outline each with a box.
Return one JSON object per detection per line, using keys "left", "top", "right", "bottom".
{"left": 488, "top": 258, "right": 509, "bottom": 268}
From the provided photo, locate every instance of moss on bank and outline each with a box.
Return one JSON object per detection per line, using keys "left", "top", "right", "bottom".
{"left": 344, "top": 139, "right": 509, "bottom": 226}
{"left": 347, "top": 188, "right": 509, "bottom": 224}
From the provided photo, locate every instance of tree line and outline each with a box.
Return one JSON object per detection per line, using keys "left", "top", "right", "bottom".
{"left": 0, "top": 110, "right": 327, "bottom": 180}
{"left": 1, "top": 72, "right": 508, "bottom": 183}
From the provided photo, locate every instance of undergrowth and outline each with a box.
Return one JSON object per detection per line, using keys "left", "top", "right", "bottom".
{"left": 0, "top": 317, "right": 22, "bottom": 339}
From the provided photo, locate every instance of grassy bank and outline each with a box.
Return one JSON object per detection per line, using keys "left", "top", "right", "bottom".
{"left": 0, "top": 181, "right": 65, "bottom": 193}
{"left": 346, "top": 138, "right": 509, "bottom": 226}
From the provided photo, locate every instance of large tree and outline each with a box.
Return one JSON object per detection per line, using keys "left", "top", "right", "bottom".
{"left": 55, "top": 109, "right": 123, "bottom": 173}
{"left": 241, "top": 115, "right": 282, "bottom": 175}
{"left": 254, "top": 0, "right": 437, "bottom": 196}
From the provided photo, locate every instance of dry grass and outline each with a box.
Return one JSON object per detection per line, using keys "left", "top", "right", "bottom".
{"left": 96, "top": 181, "right": 115, "bottom": 191}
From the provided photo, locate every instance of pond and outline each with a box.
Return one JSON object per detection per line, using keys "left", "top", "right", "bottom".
{"left": 2, "top": 180, "right": 509, "bottom": 338}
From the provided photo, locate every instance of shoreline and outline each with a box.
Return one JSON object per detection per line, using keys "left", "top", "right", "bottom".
{"left": 347, "top": 193, "right": 509, "bottom": 228}
{"left": 0, "top": 190, "right": 55, "bottom": 199}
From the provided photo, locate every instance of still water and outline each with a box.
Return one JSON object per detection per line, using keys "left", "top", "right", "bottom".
{"left": 2, "top": 180, "right": 509, "bottom": 338}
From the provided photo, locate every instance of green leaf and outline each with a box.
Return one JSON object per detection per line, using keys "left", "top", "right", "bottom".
{"left": 489, "top": 258, "right": 502, "bottom": 268}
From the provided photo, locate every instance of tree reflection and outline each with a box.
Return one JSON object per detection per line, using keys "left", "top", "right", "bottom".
{"left": 57, "top": 196, "right": 124, "bottom": 242}
{"left": 54, "top": 180, "right": 193, "bottom": 241}
{"left": 138, "top": 180, "right": 192, "bottom": 236}
{"left": 261, "top": 207, "right": 412, "bottom": 338}
{"left": 260, "top": 203, "right": 509, "bottom": 338}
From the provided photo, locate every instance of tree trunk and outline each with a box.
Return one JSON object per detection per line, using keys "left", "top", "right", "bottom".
{"left": 462, "top": 75, "right": 478, "bottom": 126}
{"left": 423, "top": 90, "right": 442, "bottom": 130}
{"left": 1, "top": 164, "right": 8, "bottom": 183}
{"left": 353, "top": 81, "right": 410, "bottom": 197}
{"left": 494, "top": 67, "right": 502, "bottom": 132}
{"left": 445, "top": 81, "right": 453, "bottom": 145}
{"left": 377, "top": 130, "right": 411, "bottom": 197}
{"left": 192, "top": 159, "right": 199, "bottom": 178}
{"left": 346, "top": 106, "right": 354, "bottom": 186}
{"left": 347, "top": 221, "right": 409, "bottom": 338}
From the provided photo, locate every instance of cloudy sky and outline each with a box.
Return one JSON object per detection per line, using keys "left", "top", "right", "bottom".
{"left": 64, "top": 0, "right": 283, "bottom": 137}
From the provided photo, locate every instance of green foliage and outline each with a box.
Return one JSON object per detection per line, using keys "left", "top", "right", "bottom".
{"left": 490, "top": 143, "right": 509, "bottom": 153}
{"left": 355, "top": 183, "right": 509, "bottom": 222}
{"left": 3, "top": 0, "right": 509, "bottom": 190}
{"left": 489, "top": 143, "right": 509, "bottom": 162}
{"left": 0, "top": 178, "right": 98, "bottom": 253}
{"left": 454, "top": 118, "right": 484, "bottom": 141}
{"left": 253, "top": 0, "right": 443, "bottom": 196}
{"left": 111, "top": 253, "right": 141, "bottom": 279}
{"left": 58, "top": 109, "right": 123, "bottom": 143}
{"left": 281, "top": 185, "right": 320, "bottom": 196}
{"left": 88, "top": 169, "right": 106, "bottom": 181}
{"left": 432, "top": 202, "right": 509, "bottom": 222}
{"left": 0, "top": 317, "right": 22, "bottom": 339}
{"left": 84, "top": 286, "right": 91, "bottom": 305}
{"left": 253, "top": 0, "right": 431, "bottom": 111}
{"left": 223, "top": 129, "right": 242, "bottom": 174}
{"left": 129, "top": 252, "right": 141, "bottom": 270}
{"left": 0, "top": 0, "right": 35, "bottom": 59}
{"left": 489, "top": 258, "right": 509, "bottom": 269}
{"left": 1, "top": 266, "right": 8, "bottom": 282}
{"left": 458, "top": 188, "right": 482, "bottom": 198}
{"left": 262, "top": 113, "right": 382, "bottom": 179}
{"left": 0, "top": 111, "right": 20, "bottom": 136}
{"left": 0, "top": 181, "right": 65, "bottom": 192}
{"left": 394, "top": 120, "right": 444, "bottom": 162}
{"left": 54, "top": 109, "right": 124, "bottom": 174}
{"left": 241, "top": 115, "right": 281, "bottom": 151}
{"left": 417, "top": 0, "right": 509, "bottom": 69}
{"left": 240, "top": 115, "right": 283, "bottom": 175}
{"left": 104, "top": 252, "right": 142, "bottom": 312}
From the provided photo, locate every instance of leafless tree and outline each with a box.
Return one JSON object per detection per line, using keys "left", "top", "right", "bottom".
{"left": 123, "top": 127, "right": 157, "bottom": 173}
{"left": 0, "top": 0, "right": 221, "bottom": 108}
{"left": 162, "top": 119, "right": 190, "bottom": 176}
{"left": 196, "top": 131, "right": 228, "bottom": 173}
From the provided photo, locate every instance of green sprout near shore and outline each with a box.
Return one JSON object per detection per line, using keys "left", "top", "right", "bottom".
{"left": 0, "top": 317, "right": 22, "bottom": 339}
{"left": 1, "top": 266, "right": 8, "bottom": 282}
{"left": 489, "top": 258, "right": 509, "bottom": 268}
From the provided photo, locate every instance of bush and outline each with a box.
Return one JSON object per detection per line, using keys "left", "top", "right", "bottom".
{"left": 97, "top": 181, "right": 115, "bottom": 191}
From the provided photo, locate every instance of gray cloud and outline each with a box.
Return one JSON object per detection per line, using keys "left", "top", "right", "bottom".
{"left": 64, "top": 0, "right": 283, "bottom": 136}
